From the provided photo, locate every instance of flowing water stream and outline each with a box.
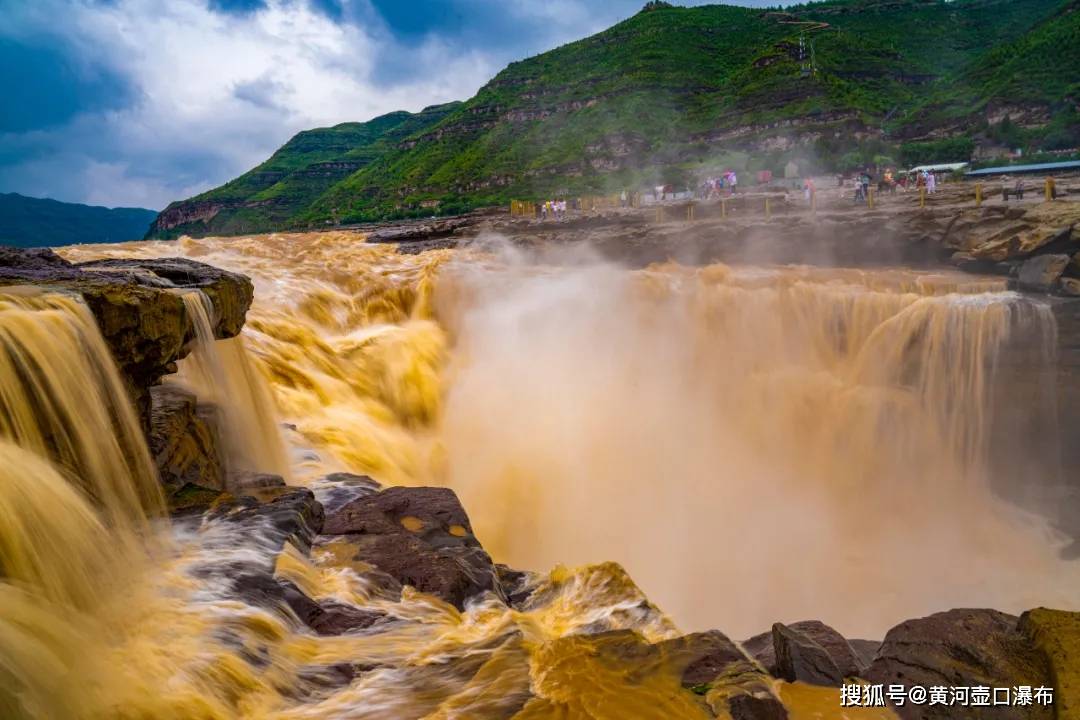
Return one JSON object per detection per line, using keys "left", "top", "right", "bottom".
{"left": 0, "top": 232, "right": 1075, "bottom": 718}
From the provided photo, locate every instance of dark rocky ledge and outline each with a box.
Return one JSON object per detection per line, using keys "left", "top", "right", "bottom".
{"left": 207, "top": 477, "right": 1080, "bottom": 719}
{"left": 0, "top": 246, "right": 253, "bottom": 424}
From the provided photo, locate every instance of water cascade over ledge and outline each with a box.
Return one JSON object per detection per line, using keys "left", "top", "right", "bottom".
{"left": 173, "top": 289, "right": 291, "bottom": 482}
{"left": 21, "top": 233, "right": 1074, "bottom": 718}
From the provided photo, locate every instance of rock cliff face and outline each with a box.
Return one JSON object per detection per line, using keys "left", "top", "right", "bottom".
{"left": 0, "top": 248, "right": 253, "bottom": 424}
{"left": 0, "top": 246, "right": 254, "bottom": 510}
{"left": 192, "top": 473, "right": 1080, "bottom": 719}
{"left": 147, "top": 384, "right": 226, "bottom": 507}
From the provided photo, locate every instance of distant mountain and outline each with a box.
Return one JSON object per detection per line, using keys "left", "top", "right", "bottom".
{"left": 0, "top": 193, "right": 158, "bottom": 247}
{"left": 148, "top": 0, "right": 1079, "bottom": 238}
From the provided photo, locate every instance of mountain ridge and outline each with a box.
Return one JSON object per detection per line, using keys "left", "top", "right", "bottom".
{"left": 0, "top": 193, "right": 158, "bottom": 247}
{"left": 148, "top": 0, "right": 1078, "bottom": 239}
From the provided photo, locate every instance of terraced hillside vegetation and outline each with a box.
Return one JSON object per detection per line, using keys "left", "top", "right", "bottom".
{"left": 149, "top": 0, "right": 1080, "bottom": 237}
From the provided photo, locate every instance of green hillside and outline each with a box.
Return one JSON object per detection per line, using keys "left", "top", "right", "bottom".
{"left": 0, "top": 193, "right": 157, "bottom": 247}
{"left": 149, "top": 0, "right": 1078, "bottom": 237}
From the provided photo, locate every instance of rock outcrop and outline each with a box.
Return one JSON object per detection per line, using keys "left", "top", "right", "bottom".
{"left": 658, "top": 630, "right": 788, "bottom": 719}
{"left": 0, "top": 246, "right": 253, "bottom": 423}
{"left": 864, "top": 609, "right": 1053, "bottom": 720}
{"left": 1018, "top": 608, "right": 1080, "bottom": 720}
{"left": 168, "top": 469, "right": 1080, "bottom": 718}
{"left": 1016, "top": 254, "right": 1071, "bottom": 293}
{"left": 743, "top": 620, "right": 864, "bottom": 680}
{"left": 321, "top": 485, "right": 504, "bottom": 609}
{"left": 771, "top": 622, "right": 845, "bottom": 687}
{"left": 147, "top": 385, "right": 225, "bottom": 509}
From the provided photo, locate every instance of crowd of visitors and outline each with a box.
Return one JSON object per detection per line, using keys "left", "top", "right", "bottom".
{"left": 699, "top": 171, "right": 739, "bottom": 199}
{"left": 540, "top": 199, "right": 568, "bottom": 220}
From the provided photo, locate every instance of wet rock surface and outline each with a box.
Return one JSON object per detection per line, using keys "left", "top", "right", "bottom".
{"left": 1018, "top": 608, "right": 1080, "bottom": 720}
{"left": 322, "top": 485, "right": 504, "bottom": 609}
{"left": 744, "top": 620, "right": 863, "bottom": 681}
{"left": 148, "top": 384, "right": 225, "bottom": 510}
{"left": 1015, "top": 254, "right": 1071, "bottom": 293}
{"left": 541, "top": 629, "right": 786, "bottom": 719}
{"left": 213, "top": 487, "right": 325, "bottom": 551}
{"left": 771, "top": 622, "right": 845, "bottom": 687}
{"left": 228, "top": 470, "right": 288, "bottom": 498}
{"left": 0, "top": 245, "right": 254, "bottom": 424}
{"left": 177, "top": 462, "right": 1080, "bottom": 718}
{"left": 314, "top": 472, "right": 382, "bottom": 515}
{"left": 864, "top": 609, "right": 1053, "bottom": 719}
{"left": 849, "top": 638, "right": 883, "bottom": 671}
{"left": 76, "top": 257, "right": 254, "bottom": 337}
{"left": 278, "top": 580, "right": 389, "bottom": 636}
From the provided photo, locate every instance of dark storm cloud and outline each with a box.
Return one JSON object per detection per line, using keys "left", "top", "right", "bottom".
{"left": 0, "top": 0, "right": 792, "bottom": 209}
{"left": 0, "top": 36, "right": 135, "bottom": 134}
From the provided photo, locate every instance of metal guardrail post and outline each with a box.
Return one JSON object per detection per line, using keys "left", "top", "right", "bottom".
{"left": 919, "top": 187, "right": 926, "bottom": 208}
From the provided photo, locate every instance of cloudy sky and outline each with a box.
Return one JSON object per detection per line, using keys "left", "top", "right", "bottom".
{"left": 0, "top": 0, "right": 780, "bottom": 210}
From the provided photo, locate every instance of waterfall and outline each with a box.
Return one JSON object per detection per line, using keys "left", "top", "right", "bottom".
{"left": 439, "top": 261, "right": 1077, "bottom": 637}
{"left": 172, "top": 290, "right": 291, "bottom": 482}
{"left": 0, "top": 288, "right": 161, "bottom": 526}
{"left": 0, "top": 289, "right": 161, "bottom": 718}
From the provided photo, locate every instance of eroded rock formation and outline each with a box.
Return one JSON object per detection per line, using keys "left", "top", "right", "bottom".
{"left": 0, "top": 245, "right": 255, "bottom": 510}
{"left": 0, "top": 247, "right": 252, "bottom": 422}
{"left": 322, "top": 485, "right": 506, "bottom": 610}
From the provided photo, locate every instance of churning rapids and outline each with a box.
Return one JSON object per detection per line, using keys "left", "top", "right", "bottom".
{"left": 2, "top": 231, "right": 1078, "bottom": 718}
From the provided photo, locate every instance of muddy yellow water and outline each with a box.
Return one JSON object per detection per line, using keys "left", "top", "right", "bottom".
{"left": 0, "top": 231, "right": 1074, "bottom": 717}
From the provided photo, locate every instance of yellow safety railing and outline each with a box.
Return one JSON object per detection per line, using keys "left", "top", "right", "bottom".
{"left": 509, "top": 199, "right": 539, "bottom": 217}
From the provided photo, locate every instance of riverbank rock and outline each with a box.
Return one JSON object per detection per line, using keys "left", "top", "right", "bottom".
{"left": 1014, "top": 254, "right": 1071, "bottom": 293}
{"left": 191, "top": 488, "right": 392, "bottom": 638}
{"left": 147, "top": 384, "right": 225, "bottom": 511}
{"left": 0, "top": 246, "right": 254, "bottom": 425}
{"left": 321, "top": 486, "right": 504, "bottom": 609}
{"left": 279, "top": 580, "right": 389, "bottom": 636}
{"left": 744, "top": 620, "right": 862, "bottom": 684}
{"left": 865, "top": 609, "right": 1052, "bottom": 719}
{"left": 655, "top": 629, "right": 787, "bottom": 719}
{"left": 314, "top": 472, "right": 382, "bottom": 515}
{"left": 228, "top": 470, "right": 288, "bottom": 499}
{"left": 958, "top": 203, "right": 1078, "bottom": 262}
{"left": 849, "top": 638, "right": 882, "bottom": 670}
{"left": 1018, "top": 608, "right": 1080, "bottom": 719}
{"left": 771, "top": 623, "right": 844, "bottom": 686}
{"left": 526, "top": 629, "right": 785, "bottom": 719}
{"left": 214, "top": 487, "right": 325, "bottom": 551}
{"left": 75, "top": 257, "right": 253, "bottom": 338}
